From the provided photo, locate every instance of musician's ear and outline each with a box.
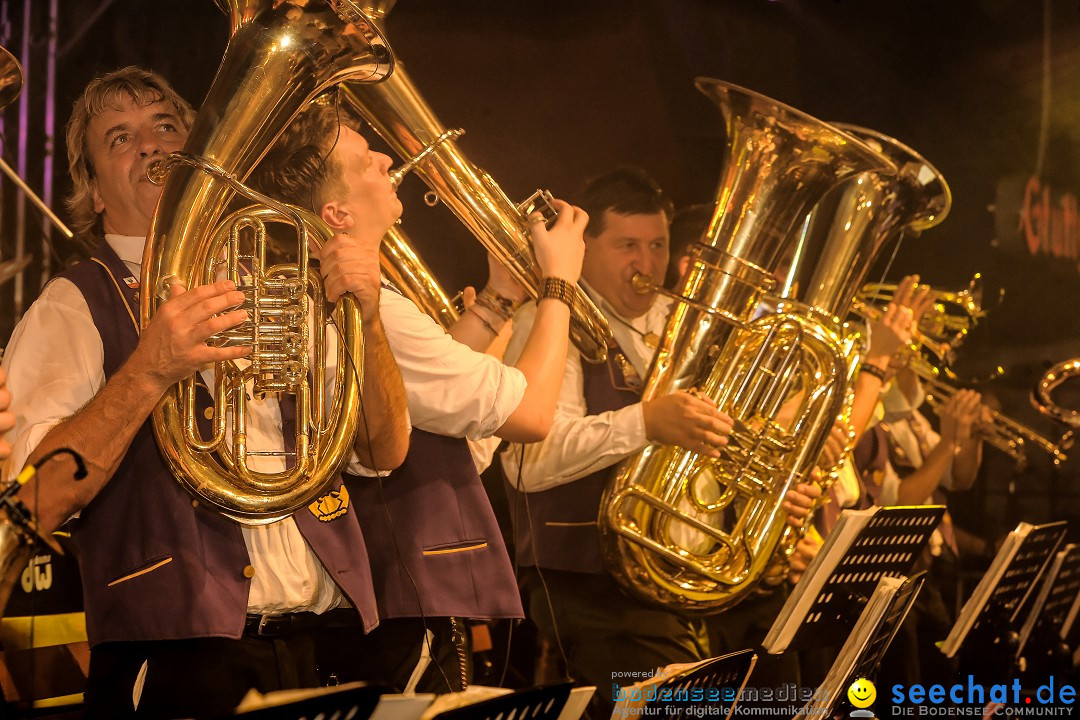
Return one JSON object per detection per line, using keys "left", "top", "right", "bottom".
{"left": 92, "top": 179, "right": 104, "bottom": 214}
{"left": 320, "top": 201, "right": 354, "bottom": 232}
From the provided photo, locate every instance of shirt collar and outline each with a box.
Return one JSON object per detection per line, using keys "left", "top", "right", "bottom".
{"left": 104, "top": 234, "right": 146, "bottom": 267}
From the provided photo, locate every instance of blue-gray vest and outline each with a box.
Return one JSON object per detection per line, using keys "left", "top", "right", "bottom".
{"left": 58, "top": 241, "right": 379, "bottom": 646}
{"left": 505, "top": 344, "right": 641, "bottom": 574}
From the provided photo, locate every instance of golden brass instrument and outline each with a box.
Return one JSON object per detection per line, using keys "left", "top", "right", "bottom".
{"left": 342, "top": 1, "right": 614, "bottom": 363}
{"left": 1033, "top": 359, "right": 1080, "bottom": 430}
{"left": 0, "top": 45, "right": 71, "bottom": 272}
{"left": 142, "top": 0, "right": 394, "bottom": 522}
{"left": 910, "top": 357, "right": 1070, "bottom": 469}
{"left": 854, "top": 273, "right": 992, "bottom": 367}
{"left": 599, "top": 81, "right": 898, "bottom": 613}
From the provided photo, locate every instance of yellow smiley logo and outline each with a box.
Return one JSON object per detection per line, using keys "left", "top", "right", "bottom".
{"left": 847, "top": 677, "right": 876, "bottom": 709}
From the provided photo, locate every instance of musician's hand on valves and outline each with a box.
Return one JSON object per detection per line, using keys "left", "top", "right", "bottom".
{"left": 316, "top": 232, "right": 383, "bottom": 321}
{"left": 529, "top": 200, "right": 588, "bottom": 282}
{"left": 817, "top": 421, "right": 850, "bottom": 471}
{"left": 893, "top": 274, "right": 935, "bottom": 323}
{"left": 0, "top": 367, "right": 13, "bottom": 462}
{"left": 783, "top": 479, "right": 822, "bottom": 529}
{"left": 642, "top": 390, "right": 733, "bottom": 459}
{"left": 788, "top": 535, "right": 823, "bottom": 585}
{"left": 132, "top": 280, "right": 250, "bottom": 392}
{"left": 484, "top": 252, "right": 529, "bottom": 306}
{"left": 937, "top": 388, "right": 983, "bottom": 446}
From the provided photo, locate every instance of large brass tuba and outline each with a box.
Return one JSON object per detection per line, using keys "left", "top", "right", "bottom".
{"left": 142, "top": 0, "right": 394, "bottom": 522}
{"left": 341, "top": 0, "right": 614, "bottom": 362}
{"left": 599, "top": 82, "right": 901, "bottom": 613}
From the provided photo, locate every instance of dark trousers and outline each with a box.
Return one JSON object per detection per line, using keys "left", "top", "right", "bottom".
{"left": 83, "top": 614, "right": 467, "bottom": 719}
{"left": 522, "top": 568, "right": 708, "bottom": 720}
{"left": 313, "top": 616, "right": 471, "bottom": 694}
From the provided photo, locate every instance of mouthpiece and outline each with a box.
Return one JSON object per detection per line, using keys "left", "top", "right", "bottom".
{"left": 631, "top": 272, "right": 658, "bottom": 295}
{"left": 389, "top": 127, "right": 465, "bottom": 190}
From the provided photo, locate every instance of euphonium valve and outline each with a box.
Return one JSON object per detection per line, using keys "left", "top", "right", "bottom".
{"left": 143, "top": 0, "right": 395, "bottom": 522}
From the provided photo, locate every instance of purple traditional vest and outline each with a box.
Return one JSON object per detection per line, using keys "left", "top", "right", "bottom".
{"left": 505, "top": 343, "right": 642, "bottom": 574}
{"left": 57, "top": 241, "right": 378, "bottom": 646}
{"left": 346, "top": 429, "right": 522, "bottom": 620}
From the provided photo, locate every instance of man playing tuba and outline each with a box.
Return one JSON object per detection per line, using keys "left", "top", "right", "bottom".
{"left": 1, "top": 67, "right": 411, "bottom": 717}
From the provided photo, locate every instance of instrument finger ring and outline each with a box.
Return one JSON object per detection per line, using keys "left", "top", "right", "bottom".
{"left": 527, "top": 215, "right": 546, "bottom": 227}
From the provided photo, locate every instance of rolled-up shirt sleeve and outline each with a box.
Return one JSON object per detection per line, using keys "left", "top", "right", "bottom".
{"left": 346, "top": 287, "right": 526, "bottom": 477}
{"left": 499, "top": 302, "right": 647, "bottom": 493}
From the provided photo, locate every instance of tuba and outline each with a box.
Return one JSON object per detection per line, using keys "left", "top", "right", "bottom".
{"left": 599, "top": 81, "right": 899, "bottom": 613}
{"left": 341, "top": 0, "right": 614, "bottom": 362}
{"left": 142, "top": 0, "right": 394, "bottom": 522}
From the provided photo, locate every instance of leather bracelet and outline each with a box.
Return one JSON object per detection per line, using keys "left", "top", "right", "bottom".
{"left": 538, "top": 277, "right": 575, "bottom": 308}
{"left": 473, "top": 292, "right": 512, "bottom": 322}
{"left": 859, "top": 363, "right": 889, "bottom": 382}
{"left": 467, "top": 305, "right": 500, "bottom": 336}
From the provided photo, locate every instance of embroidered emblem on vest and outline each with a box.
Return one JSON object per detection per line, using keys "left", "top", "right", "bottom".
{"left": 309, "top": 484, "right": 350, "bottom": 522}
{"left": 123, "top": 276, "right": 139, "bottom": 288}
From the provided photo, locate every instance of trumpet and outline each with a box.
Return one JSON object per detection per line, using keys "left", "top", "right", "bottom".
{"left": 859, "top": 273, "right": 991, "bottom": 346}
{"left": 912, "top": 357, "right": 1071, "bottom": 469}
{"left": 851, "top": 273, "right": 992, "bottom": 369}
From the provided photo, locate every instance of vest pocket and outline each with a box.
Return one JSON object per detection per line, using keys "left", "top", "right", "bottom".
{"left": 106, "top": 556, "right": 174, "bottom": 587}
{"left": 421, "top": 541, "right": 488, "bottom": 557}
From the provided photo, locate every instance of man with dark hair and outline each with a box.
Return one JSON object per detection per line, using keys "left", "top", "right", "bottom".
{"left": 247, "top": 99, "right": 590, "bottom": 692}
{"left": 1, "top": 67, "right": 411, "bottom": 717}
{"left": 499, "top": 167, "right": 822, "bottom": 716}
{"left": 665, "top": 203, "right": 712, "bottom": 288}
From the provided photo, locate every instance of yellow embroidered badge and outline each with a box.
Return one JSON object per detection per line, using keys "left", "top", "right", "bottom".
{"left": 309, "top": 484, "right": 350, "bottom": 522}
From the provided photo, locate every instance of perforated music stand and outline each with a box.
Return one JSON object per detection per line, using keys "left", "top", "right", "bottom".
{"left": 227, "top": 683, "right": 384, "bottom": 720}
{"left": 947, "top": 521, "right": 1068, "bottom": 682}
{"left": 432, "top": 683, "right": 574, "bottom": 720}
{"left": 641, "top": 649, "right": 756, "bottom": 720}
{"left": 784, "top": 506, "right": 944, "bottom": 652}
{"left": 794, "top": 573, "right": 925, "bottom": 720}
{"left": 1017, "top": 543, "right": 1080, "bottom": 678}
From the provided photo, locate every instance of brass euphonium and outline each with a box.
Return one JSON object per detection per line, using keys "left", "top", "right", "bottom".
{"left": 598, "top": 81, "right": 897, "bottom": 613}
{"left": 142, "top": 0, "right": 394, "bottom": 522}
{"left": 341, "top": 0, "right": 615, "bottom": 362}
{"left": 1034, "top": 359, "right": 1080, "bottom": 431}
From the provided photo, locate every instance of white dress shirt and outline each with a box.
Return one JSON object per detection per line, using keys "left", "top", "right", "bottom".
{"left": 1, "top": 234, "right": 362, "bottom": 615}
{"left": 499, "top": 281, "right": 667, "bottom": 492}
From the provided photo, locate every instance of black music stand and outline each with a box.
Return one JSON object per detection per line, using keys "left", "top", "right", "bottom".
{"left": 639, "top": 650, "right": 756, "bottom": 720}
{"left": 227, "top": 683, "right": 385, "bottom": 720}
{"left": 941, "top": 521, "right": 1068, "bottom": 684}
{"left": 1017, "top": 543, "right": 1080, "bottom": 683}
{"left": 433, "top": 683, "right": 574, "bottom": 720}
{"left": 794, "top": 573, "right": 925, "bottom": 720}
{"left": 762, "top": 505, "right": 945, "bottom": 655}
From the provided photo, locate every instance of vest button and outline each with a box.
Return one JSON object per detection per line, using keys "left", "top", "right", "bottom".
{"left": 191, "top": 499, "right": 199, "bottom": 508}
{"left": 243, "top": 565, "right": 256, "bottom": 579}
{"left": 204, "top": 407, "right": 215, "bottom": 420}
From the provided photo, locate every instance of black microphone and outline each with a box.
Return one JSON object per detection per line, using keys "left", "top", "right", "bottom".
{"left": 1, "top": 447, "right": 87, "bottom": 554}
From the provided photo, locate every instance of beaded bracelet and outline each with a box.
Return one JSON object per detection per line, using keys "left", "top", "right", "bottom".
{"left": 539, "top": 277, "right": 575, "bottom": 308}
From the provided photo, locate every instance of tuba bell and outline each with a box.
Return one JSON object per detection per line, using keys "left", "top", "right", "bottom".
{"left": 142, "top": 0, "right": 394, "bottom": 522}
{"left": 599, "top": 80, "right": 899, "bottom": 613}
{"left": 340, "top": 0, "right": 615, "bottom": 362}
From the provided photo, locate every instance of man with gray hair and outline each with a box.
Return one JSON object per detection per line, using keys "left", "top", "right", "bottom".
{"left": 2, "top": 66, "right": 410, "bottom": 717}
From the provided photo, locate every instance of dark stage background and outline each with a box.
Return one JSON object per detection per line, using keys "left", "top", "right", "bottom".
{"left": 2, "top": 0, "right": 1080, "bottom": 544}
